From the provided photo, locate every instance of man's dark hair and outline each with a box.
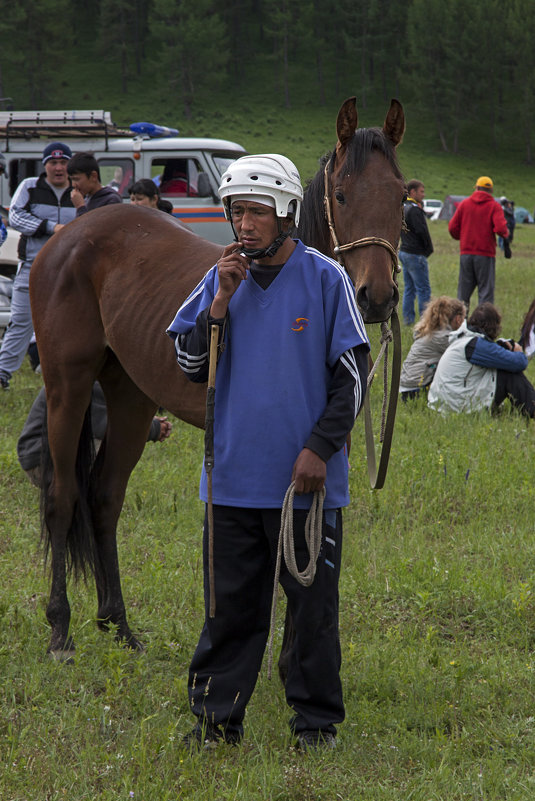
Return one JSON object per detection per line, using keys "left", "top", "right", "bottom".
{"left": 467, "top": 302, "right": 502, "bottom": 340}
{"left": 407, "top": 179, "right": 424, "bottom": 194}
{"left": 67, "top": 152, "right": 100, "bottom": 180}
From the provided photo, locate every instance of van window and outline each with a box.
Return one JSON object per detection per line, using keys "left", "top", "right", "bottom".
{"left": 8, "top": 159, "right": 41, "bottom": 197}
{"left": 213, "top": 155, "right": 241, "bottom": 177}
{"left": 97, "top": 159, "right": 134, "bottom": 198}
{"left": 151, "top": 158, "right": 202, "bottom": 197}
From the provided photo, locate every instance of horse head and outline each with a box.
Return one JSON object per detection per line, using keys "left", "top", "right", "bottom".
{"left": 326, "top": 97, "right": 405, "bottom": 323}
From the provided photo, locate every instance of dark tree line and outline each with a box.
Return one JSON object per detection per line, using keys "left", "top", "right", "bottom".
{"left": 1, "top": 0, "right": 533, "bottom": 161}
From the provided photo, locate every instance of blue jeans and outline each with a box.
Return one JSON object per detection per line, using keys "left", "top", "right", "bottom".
{"left": 399, "top": 251, "right": 431, "bottom": 325}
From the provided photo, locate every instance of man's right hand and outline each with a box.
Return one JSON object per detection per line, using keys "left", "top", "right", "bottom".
{"left": 210, "top": 243, "right": 251, "bottom": 318}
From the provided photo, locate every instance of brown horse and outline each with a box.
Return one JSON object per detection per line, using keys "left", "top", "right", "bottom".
{"left": 30, "top": 97, "right": 405, "bottom": 659}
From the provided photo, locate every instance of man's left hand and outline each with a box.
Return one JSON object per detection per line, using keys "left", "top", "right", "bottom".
{"left": 292, "top": 447, "right": 326, "bottom": 494}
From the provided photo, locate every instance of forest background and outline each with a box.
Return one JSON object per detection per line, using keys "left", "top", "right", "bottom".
{"left": 1, "top": 0, "right": 535, "bottom": 208}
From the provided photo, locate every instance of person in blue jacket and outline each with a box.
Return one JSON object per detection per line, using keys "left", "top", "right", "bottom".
{"left": 428, "top": 302, "right": 535, "bottom": 417}
{"left": 167, "top": 154, "right": 370, "bottom": 751}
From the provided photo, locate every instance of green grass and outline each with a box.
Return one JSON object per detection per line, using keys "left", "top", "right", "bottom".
{"left": 2, "top": 224, "right": 535, "bottom": 799}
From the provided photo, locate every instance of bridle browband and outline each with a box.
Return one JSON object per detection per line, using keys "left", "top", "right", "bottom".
{"left": 323, "top": 162, "right": 401, "bottom": 280}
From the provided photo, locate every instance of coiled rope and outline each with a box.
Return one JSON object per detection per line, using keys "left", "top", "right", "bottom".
{"left": 266, "top": 481, "right": 326, "bottom": 679}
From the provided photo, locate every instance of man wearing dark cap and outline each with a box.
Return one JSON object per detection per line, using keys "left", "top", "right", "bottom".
{"left": 448, "top": 175, "right": 510, "bottom": 311}
{"left": 0, "top": 142, "right": 76, "bottom": 389}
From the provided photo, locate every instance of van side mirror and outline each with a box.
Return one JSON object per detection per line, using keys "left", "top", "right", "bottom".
{"left": 197, "top": 173, "right": 214, "bottom": 198}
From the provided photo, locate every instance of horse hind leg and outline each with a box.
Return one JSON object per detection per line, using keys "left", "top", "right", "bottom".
{"left": 43, "top": 382, "right": 96, "bottom": 661}
{"left": 90, "top": 362, "right": 157, "bottom": 651}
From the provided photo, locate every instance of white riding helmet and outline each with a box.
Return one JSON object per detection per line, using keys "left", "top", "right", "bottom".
{"left": 218, "top": 154, "right": 303, "bottom": 226}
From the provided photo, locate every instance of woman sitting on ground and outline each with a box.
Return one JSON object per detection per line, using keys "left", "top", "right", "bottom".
{"left": 428, "top": 302, "right": 535, "bottom": 418}
{"left": 130, "top": 179, "right": 174, "bottom": 214}
{"left": 519, "top": 298, "right": 535, "bottom": 358}
{"left": 399, "top": 296, "right": 466, "bottom": 400}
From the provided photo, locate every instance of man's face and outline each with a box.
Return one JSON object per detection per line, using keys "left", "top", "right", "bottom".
{"left": 230, "top": 200, "right": 281, "bottom": 251}
{"left": 45, "top": 158, "right": 70, "bottom": 188}
{"left": 410, "top": 184, "right": 425, "bottom": 204}
{"left": 70, "top": 171, "right": 94, "bottom": 196}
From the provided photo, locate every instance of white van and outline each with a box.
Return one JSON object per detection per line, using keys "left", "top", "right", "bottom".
{"left": 0, "top": 110, "right": 247, "bottom": 275}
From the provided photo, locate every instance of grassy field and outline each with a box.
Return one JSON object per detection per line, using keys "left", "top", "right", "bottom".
{"left": 2, "top": 222, "right": 535, "bottom": 800}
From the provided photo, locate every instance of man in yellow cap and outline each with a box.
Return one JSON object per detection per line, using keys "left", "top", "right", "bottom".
{"left": 448, "top": 176, "right": 510, "bottom": 310}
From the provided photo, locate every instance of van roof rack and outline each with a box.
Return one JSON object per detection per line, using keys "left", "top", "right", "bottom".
{"left": 0, "top": 110, "right": 132, "bottom": 151}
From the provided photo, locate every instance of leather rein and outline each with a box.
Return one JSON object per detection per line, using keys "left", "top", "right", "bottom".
{"left": 323, "top": 163, "right": 402, "bottom": 490}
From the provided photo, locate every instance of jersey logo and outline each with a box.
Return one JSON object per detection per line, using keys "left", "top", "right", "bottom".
{"left": 291, "top": 317, "right": 309, "bottom": 332}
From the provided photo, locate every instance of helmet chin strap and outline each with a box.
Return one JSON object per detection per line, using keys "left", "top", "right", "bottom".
{"left": 231, "top": 218, "right": 292, "bottom": 260}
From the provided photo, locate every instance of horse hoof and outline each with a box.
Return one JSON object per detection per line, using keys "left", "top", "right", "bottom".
{"left": 47, "top": 648, "right": 76, "bottom": 664}
{"left": 122, "top": 635, "right": 145, "bottom": 653}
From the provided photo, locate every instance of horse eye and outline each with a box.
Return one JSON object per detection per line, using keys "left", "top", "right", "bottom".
{"left": 335, "top": 191, "right": 345, "bottom": 205}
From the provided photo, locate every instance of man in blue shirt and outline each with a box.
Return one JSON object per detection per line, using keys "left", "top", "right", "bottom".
{"left": 167, "top": 154, "right": 370, "bottom": 751}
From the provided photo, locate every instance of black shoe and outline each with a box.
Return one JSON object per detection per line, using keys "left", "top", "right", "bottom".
{"left": 297, "top": 730, "right": 337, "bottom": 752}
{"left": 0, "top": 375, "right": 9, "bottom": 390}
{"left": 183, "top": 720, "right": 241, "bottom": 750}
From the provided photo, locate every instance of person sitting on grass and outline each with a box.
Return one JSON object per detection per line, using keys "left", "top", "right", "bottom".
{"left": 130, "top": 179, "right": 174, "bottom": 214}
{"left": 399, "top": 296, "right": 466, "bottom": 401}
{"left": 68, "top": 152, "right": 123, "bottom": 216}
{"left": 428, "top": 302, "right": 535, "bottom": 418}
{"left": 519, "top": 297, "right": 535, "bottom": 358}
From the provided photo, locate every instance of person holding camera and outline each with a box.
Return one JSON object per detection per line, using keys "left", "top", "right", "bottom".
{"left": 428, "top": 302, "right": 535, "bottom": 417}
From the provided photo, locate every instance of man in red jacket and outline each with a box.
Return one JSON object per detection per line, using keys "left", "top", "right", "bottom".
{"left": 448, "top": 176, "right": 510, "bottom": 309}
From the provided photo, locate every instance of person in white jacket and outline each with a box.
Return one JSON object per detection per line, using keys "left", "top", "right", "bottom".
{"left": 428, "top": 302, "right": 535, "bottom": 417}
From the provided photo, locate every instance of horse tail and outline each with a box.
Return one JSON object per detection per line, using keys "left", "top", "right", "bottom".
{"left": 40, "top": 404, "right": 97, "bottom": 580}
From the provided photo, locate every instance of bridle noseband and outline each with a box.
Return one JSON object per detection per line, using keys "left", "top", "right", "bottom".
{"left": 323, "top": 163, "right": 401, "bottom": 279}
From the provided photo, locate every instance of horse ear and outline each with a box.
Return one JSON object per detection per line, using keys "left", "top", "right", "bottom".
{"left": 336, "top": 97, "right": 358, "bottom": 150}
{"left": 383, "top": 99, "right": 405, "bottom": 147}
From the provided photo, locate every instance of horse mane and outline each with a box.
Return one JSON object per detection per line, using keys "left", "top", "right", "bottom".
{"left": 297, "top": 126, "right": 403, "bottom": 251}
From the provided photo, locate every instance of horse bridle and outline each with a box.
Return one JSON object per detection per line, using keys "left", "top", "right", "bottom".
{"left": 323, "top": 161, "right": 401, "bottom": 490}
{"left": 323, "top": 162, "right": 401, "bottom": 279}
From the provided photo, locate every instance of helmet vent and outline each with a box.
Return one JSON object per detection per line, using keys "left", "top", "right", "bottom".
{"left": 251, "top": 175, "right": 258, "bottom": 180}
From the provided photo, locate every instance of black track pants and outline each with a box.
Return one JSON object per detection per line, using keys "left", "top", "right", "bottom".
{"left": 495, "top": 369, "right": 535, "bottom": 417}
{"left": 188, "top": 504, "right": 345, "bottom": 738}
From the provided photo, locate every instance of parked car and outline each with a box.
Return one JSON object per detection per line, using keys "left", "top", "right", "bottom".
{"left": 0, "top": 274, "right": 12, "bottom": 336}
{"left": 0, "top": 109, "right": 247, "bottom": 251}
{"left": 514, "top": 206, "right": 533, "bottom": 224}
{"left": 438, "top": 195, "right": 468, "bottom": 221}
{"left": 422, "top": 198, "right": 443, "bottom": 220}
{"left": 0, "top": 216, "right": 19, "bottom": 278}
